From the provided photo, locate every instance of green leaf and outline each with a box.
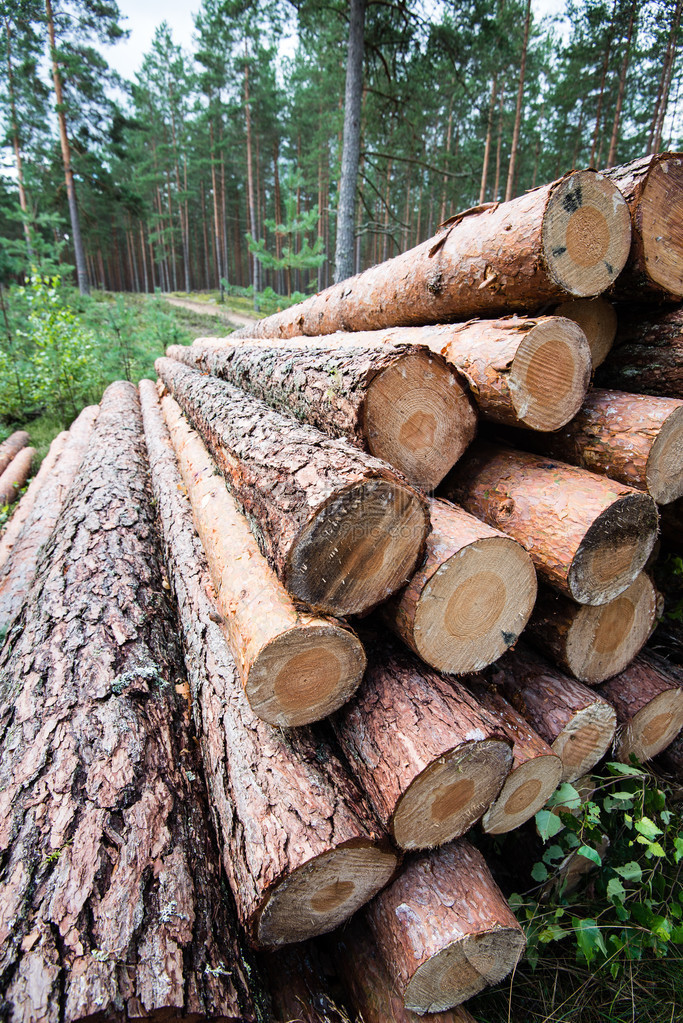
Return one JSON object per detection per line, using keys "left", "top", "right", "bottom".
{"left": 607, "top": 762, "right": 645, "bottom": 777}
{"left": 546, "top": 782, "right": 580, "bottom": 808}
{"left": 615, "top": 861, "right": 642, "bottom": 883}
{"left": 536, "top": 809, "right": 564, "bottom": 840}
{"left": 674, "top": 837, "right": 683, "bottom": 864}
{"left": 538, "top": 923, "right": 568, "bottom": 943}
{"left": 606, "top": 877, "right": 626, "bottom": 901}
{"left": 576, "top": 844, "right": 602, "bottom": 866}
{"left": 531, "top": 862, "right": 549, "bottom": 882}
{"left": 608, "top": 790, "right": 637, "bottom": 801}
{"left": 542, "top": 844, "right": 566, "bottom": 864}
{"left": 635, "top": 817, "right": 663, "bottom": 840}
{"left": 572, "top": 917, "right": 607, "bottom": 963}
{"left": 671, "top": 925, "right": 683, "bottom": 943}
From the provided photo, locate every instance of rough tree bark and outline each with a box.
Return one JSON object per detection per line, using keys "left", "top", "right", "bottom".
{"left": 155, "top": 357, "right": 429, "bottom": 616}
{"left": 552, "top": 297, "right": 617, "bottom": 369}
{"left": 0, "top": 381, "right": 261, "bottom": 1021}
{"left": 334, "top": 0, "right": 366, "bottom": 284}
{"left": 0, "top": 430, "right": 29, "bottom": 477}
{"left": 261, "top": 943, "right": 346, "bottom": 1023}
{"left": 139, "top": 380, "right": 398, "bottom": 949}
{"left": 505, "top": 0, "right": 532, "bottom": 202}
{"left": 0, "top": 446, "right": 34, "bottom": 507}
{"left": 597, "top": 304, "right": 683, "bottom": 398}
{"left": 0, "top": 431, "right": 68, "bottom": 571}
{"left": 598, "top": 652, "right": 683, "bottom": 761}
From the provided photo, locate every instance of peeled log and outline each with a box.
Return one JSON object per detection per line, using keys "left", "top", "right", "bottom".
{"left": 441, "top": 442, "right": 659, "bottom": 605}
{"left": 598, "top": 653, "right": 683, "bottom": 762}
{"left": 597, "top": 304, "right": 683, "bottom": 398}
{"left": 140, "top": 380, "right": 398, "bottom": 948}
{"left": 604, "top": 153, "right": 683, "bottom": 300}
{"left": 365, "top": 840, "right": 525, "bottom": 1013}
{"left": 332, "top": 636, "right": 513, "bottom": 850}
{"left": 525, "top": 574, "right": 658, "bottom": 684}
{"left": 465, "top": 681, "right": 563, "bottom": 834}
{"left": 230, "top": 172, "right": 630, "bottom": 338}
{"left": 0, "top": 446, "right": 34, "bottom": 507}
{"left": 0, "top": 430, "right": 29, "bottom": 476}
{"left": 382, "top": 498, "right": 537, "bottom": 674}
{"left": 0, "top": 382, "right": 261, "bottom": 1022}
{"left": 167, "top": 336, "right": 476, "bottom": 491}
{"left": 521, "top": 388, "right": 683, "bottom": 504}
{"left": 0, "top": 430, "right": 68, "bottom": 570}
{"left": 161, "top": 393, "right": 365, "bottom": 726}
{"left": 0, "top": 405, "right": 99, "bottom": 634}
{"left": 156, "top": 357, "right": 429, "bottom": 616}
{"left": 552, "top": 297, "right": 617, "bottom": 369}
{"left": 491, "top": 645, "right": 617, "bottom": 781}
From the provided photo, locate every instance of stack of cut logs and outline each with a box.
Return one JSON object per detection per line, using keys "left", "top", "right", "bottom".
{"left": 1, "top": 155, "right": 683, "bottom": 1023}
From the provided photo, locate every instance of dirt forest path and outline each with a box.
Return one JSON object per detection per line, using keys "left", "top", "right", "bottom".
{"left": 162, "top": 295, "right": 259, "bottom": 330}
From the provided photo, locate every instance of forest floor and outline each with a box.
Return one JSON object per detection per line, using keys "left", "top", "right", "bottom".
{"left": 161, "top": 293, "right": 259, "bottom": 329}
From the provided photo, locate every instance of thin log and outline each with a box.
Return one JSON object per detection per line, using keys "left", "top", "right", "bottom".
{"left": 0, "top": 430, "right": 28, "bottom": 476}
{"left": 365, "top": 840, "right": 525, "bottom": 1013}
{"left": 230, "top": 171, "right": 631, "bottom": 338}
{"left": 597, "top": 303, "right": 683, "bottom": 398}
{"left": 0, "top": 430, "right": 68, "bottom": 569}
{"left": 139, "top": 380, "right": 398, "bottom": 948}
{"left": 441, "top": 441, "right": 659, "bottom": 605}
{"left": 598, "top": 652, "right": 683, "bottom": 762}
{"left": 0, "top": 381, "right": 261, "bottom": 1021}
{"left": 332, "top": 635, "right": 513, "bottom": 850}
{"left": 382, "top": 498, "right": 537, "bottom": 674}
{"left": 552, "top": 296, "right": 617, "bottom": 368}
{"left": 166, "top": 335, "right": 477, "bottom": 491}
{"left": 161, "top": 392, "right": 365, "bottom": 726}
{"left": 155, "top": 357, "right": 430, "bottom": 616}
{"left": 0, "top": 446, "right": 34, "bottom": 507}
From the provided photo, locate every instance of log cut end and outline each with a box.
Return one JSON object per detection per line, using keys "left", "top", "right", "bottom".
{"left": 640, "top": 155, "right": 683, "bottom": 297}
{"left": 568, "top": 492, "right": 659, "bottom": 604}
{"left": 412, "top": 535, "right": 536, "bottom": 674}
{"left": 552, "top": 700, "right": 617, "bottom": 781}
{"left": 542, "top": 171, "right": 631, "bottom": 297}
{"left": 392, "top": 737, "right": 513, "bottom": 850}
{"left": 617, "top": 687, "right": 683, "bottom": 762}
{"left": 256, "top": 843, "right": 398, "bottom": 948}
{"left": 508, "top": 316, "right": 591, "bottom": 430}
{"left": 482, "top": 752, "right": 562, "bottom": 834}
{"left": 552, "top": 297, "right": 617, "bottom": 369}
{"left": 646, "top": 402, "right": 683, "bottom": 503}
{"left": 287, "top": 477, "right": 430, "bottom": 615}
{"left": 247, "top": 620, "right": 367, "bottom": 726}
{"left": 363, "top": 350, "right": 477, "bottom": 491}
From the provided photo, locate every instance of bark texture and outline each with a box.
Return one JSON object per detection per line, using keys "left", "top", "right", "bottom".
{"left": 0, "top": 445, "right": 34, "bottom": 507}
{"left": 334, "top": 0, "right": 366, "bottom": 284}
{"left": 140, "top": 380, "right": 398, "bottom": 949}
{"left": 0, "top": 381, "right": 260, "bottom": 1022}
{"left": 0, "top": 429, "right": 29, "bottom": 476}
{"left": 552, "top": 297, "right": 617, "bottom": 369}
{"left": 598, "top": 652, "right": 683, "bottom": 761}
{"left": 231, "top": 171, "right": 630, "bottom": 339}
{"left": 441, "top": 441, "right": 659, "bottom": 605}
{"left": 262, "top": 944, "right": 347, "bottom": 1023}
{"left": 156, "top": 357, "right": 429, "bottom": 616}
{"left": 0, "top": 430, "right": 68, "bottom": 571}
{"left": 597, "top": 304, "right": 683, "bottom": 398}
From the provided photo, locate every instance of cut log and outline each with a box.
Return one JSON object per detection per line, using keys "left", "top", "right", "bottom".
{"left": 598, "top": 653, "right": 683, "bottom": 762}
{"left": 140, "top": 379, "right": 398, "bottom": 948}
{"left": 597, "top": 304, "right": 683, "bottom": 398}
{"left": 0, "top": 405, "right": 99, "bottom": 634}
{"left": 0, "top": 430, "right": 68, "bottom": 569}
{"left": 332, "top": 636, "right": 513, "bottom": 850}
{"left": 382, "top": 498, "right": 537, "bottom": 674}
{"left": 525, "top": 574, "right": 658, "bottom": 684}
{"left": 230, "top": 171, "right": 630, "bottom": 338}
{"left": 465, "top": 681, "right": 563, "bottom": 834}
{"left": 441, "top": 441, "right": 659, "bottom": 605}
{"left": 0, "top": 429, "right": 29, "bottom": 476}
{"left": 262, "top": 944, "right": 345, "bottom": 1023}
{"left": 167, "top": 336, "right": 477, "bottom": 491}
{"left": 161, "top": 393, "right": 365, "bottom": 726}
{"left": 604, "top": 153, "right": 683, "bottom": 300}
{"left": 365, "top": 840, "right": 526, "bottom": 1013}
{"left": 0, "top": 445, "right": 34, "bottom": 507}
{"left": 520, "top": 388, "right": 683, "bottom": 504}
{"left": 491, "top": 645, "right": 617, "bottom": 781}
{"left": 156, "top": 357, "right": 429, "bottom": 616}
{"left": 552, "top": 296, "right": 617, "bottom": 369}
{"left": 0, "top": 381, "right": 261, "bottom": 1022}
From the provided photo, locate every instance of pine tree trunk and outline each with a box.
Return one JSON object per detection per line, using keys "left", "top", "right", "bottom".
{"left": 0, "top": 430, "right": 68, "bottom": 571}
{"left": 590, "top": 0, "right": 617, "bottom": 165}
{"left": 0, "top": 446, "right": 34, "bottom": 507}
{"left": 3, "top": 17, "right": 33, "bottom": 257}
{"left": 0, "top": 431, "right": 28, "bottom": 476}
{"left": 552, "top": 297, "right": 617, "bottom": 368}
{"left": 597, "top": 304, "right": 683, "bottom": 396}
{"left": 334, "top": 0, "right": 366, "bottom": 283}
{"left": 606, "top": 0, "right": 637, "bottom": 167}
{"left": 244, "top": 56, "right": 260, "bottom": 297}
{"left": 598, "top": 652, "right": 683, "bottom": 761}
{"left": 479, "top": 74, "right": 498, "bottom": 203}
{"left": 505, "top": 0, "right": 532, "bottom": 202}
{"left": 652, "top": 0, "right": 683, "bottom": 152}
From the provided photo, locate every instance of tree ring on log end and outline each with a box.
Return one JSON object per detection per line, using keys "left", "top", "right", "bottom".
{"left": 509, "top": 317, "right": 591, "bottom": 430}
{"left": 413, "top": 537, "right": 537, "bottom": 674}
{"left": 542, "top": 171, "right": 631, "bottom": 297}
{"left": 391, "top": 738, "right": 513, "bottom": 850}
{"left": 646, "top": 404, "right": 683, "bottom": 503}
{"left": 286, "top": 477, "right": 429, "bottom": 615}
{"left": 256, "top": 842, "right": 397, "bottom": 947}
{"left": 363, "top": 351, "right": 477, "bottom": 491}
{"left": 247, "top": 622, "right": 367, "bottom": 726}
{"left": 482, "top": 753, "right": 563, "bottom": 834}
{"left": 551, "top": 702, "right": 617, "bottom": 782}
{"left": 568, "top": 493, "right": 658, "bottom": 605}
{"left": 641, "top": 157, "right": 683, "bottom": 297}
{"left": 619, "top": 688, "right": 683, "bottom": 762}
{"left": 403, "top": 925, "right": 526, "bottom": 1012}
{"left": 553, "top": 297, "right": 617, "bottom": 369}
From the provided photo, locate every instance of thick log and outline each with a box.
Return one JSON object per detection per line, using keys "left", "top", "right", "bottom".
{"left": 156, "top": 357, "right": 429, "bottom": 616}
{"left": 167, "top": 336, "right": 477, "bottom": 491}
{"left": 332, "top": 636, "right": 513, "bottom": 850}
{"left": 140, "top": 379, "right": 398, "bottom": 948}
{"left": 491, "top": 645, "right": 617, "bottom": 781}
{"left": 552, "top": 296, "right": 617, "bottom": 368}
{"left": 597, "top": 304, "right": 683, "bottom": 398}
{"left": 382, "top": 498, "right": 537, "bottom": 674}
{"left": 0, "top": 382, "right": 261, "bottom": 1022}
{"left": 465, "top": 681, "right": 563, "bottom": 834}
{"left": 0, "top": 430, "right": 68, "bottom": 568}
{"left": 525, "top": 574, "right": 658, "bottom": 684}
{"left": 441, "top": 441, "right": 659, "bottom": 605}
{"left": 0, "top": 405, "right": 99, "bottom": 635}
{"left": 0, "top": 445, "right": 34, "bottom": 507}
{"left": 230, "top": 171, "right": 630, "bottom": 338}
{"left": 365, "top": 840, "right": 526, "bottom": 1013}
{"left": 598, "top": 653, "right": 683, "bottom": 762}
{"left": 0, "top": 429, "right": 29, "bottom": 476}
{"left": 604, "top": 153, "right": 683, "bottom": 300}
{"left": 520, "top": 388, "right": 683, "bottom": 504}
{"left": 161, "top": 393, "right": 365, "bottom": 726}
